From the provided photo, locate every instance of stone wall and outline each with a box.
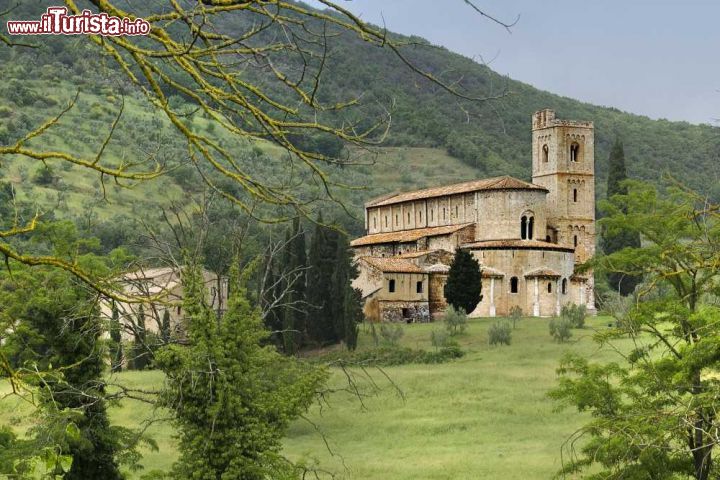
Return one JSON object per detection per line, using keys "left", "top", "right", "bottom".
{"left": 474, "top": 189, "right": 548, "bottom": 242}
{"left": 469, "top": 247, "right": 577, "bottom": 317}
{"left": 366, "top": 192, "right": 476, "bottom": 235}
{"left": 428, "top": 273, "right": 448, "bottom": 316}
{"left": 380, "top": 300, "right": 431, "bottom": 323}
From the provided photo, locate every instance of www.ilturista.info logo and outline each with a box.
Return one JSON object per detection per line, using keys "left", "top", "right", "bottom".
{"left": 6, "top": 7, "right": 150, "bottom": 36}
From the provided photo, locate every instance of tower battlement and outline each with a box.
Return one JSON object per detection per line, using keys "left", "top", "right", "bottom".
{"left": 532, "top": 109, "right": 593, "bottom": 130}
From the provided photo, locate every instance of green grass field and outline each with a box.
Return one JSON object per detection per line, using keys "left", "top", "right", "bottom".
{"left": 0, "top": 316, "right": 628, "bottom": 479}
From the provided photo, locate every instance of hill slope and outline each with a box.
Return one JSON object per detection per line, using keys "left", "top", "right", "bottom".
{"left": 1, "top": 0, "right": 718, "bottom": 236}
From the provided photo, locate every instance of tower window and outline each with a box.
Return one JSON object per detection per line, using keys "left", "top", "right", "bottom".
{"left": 510, "top": 277, "right": 519, "bottom": 294}
{"left": 562, "top": 278, "right": 568, "bottom": 294}
{"left": 547, "top": 282, "right": 552, "bottom": 293}
{"left": 542, "top": 144, "right": 549, "bottom": 163}
{"left": 443, "top": 207, "right": 446, "bottom": 220}
{"left": 385, "top": 216, "right": 388, "bottom": 227}
{"left": 373, "top": 217, "right": 377, "bottom": 229}
{"left": 419, "top": 211, "right": 423, "bottom": 222}
{"left": 407, "top": 212, "right": 410, "bottom": 223}
{"left": 573, "top": 188, "right": 578, "bottom": 202}
{"left": 395, "top": 214, "right": 399, "bottom": 225}
{"left": 570, "top": 142, "right": 581, "bottom": 162}
{"left": 574, "top": 235, "right": 578, "bottom": 247}
{"left": 430, "top": 209, "right": 434, "bottom": 221}
{"left": 388, "top": 279, "right": 396, "bottom": 293}
{"left": 521, "top": 216, "right": 527, "bottom": 240}
{"left": 416, "top": 281, "right": 423, "bottom": 294}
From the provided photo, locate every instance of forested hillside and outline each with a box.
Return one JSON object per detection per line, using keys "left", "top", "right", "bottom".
{"left": 1, "top": 0, "right": 718, "bottom": 237}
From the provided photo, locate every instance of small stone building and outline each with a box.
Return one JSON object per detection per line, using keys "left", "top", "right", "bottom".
{"left": 102, "top": 266, "right": 228, "bottom": 339}
{"left": 353, "top": 251, "right": 454, "bottom": 322}
{"left": 352, "top": 109, "right": 596, "bottom": 319}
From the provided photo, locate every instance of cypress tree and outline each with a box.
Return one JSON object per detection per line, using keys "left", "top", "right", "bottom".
{"left": 306, "top": 213, "right": 339, "bottom": 345}
{"left": 444, "top": 249, "right": 482, "bottom": 314}
{"left": 261, "top": 256, "right": 283, "bottom": 347}
{"left": 154, "top": 262, "right": 324, "bottom": 479}
{"left": 109, "top": 303, "right": 123, "bottom": 373}
{"left": 161, "top": 309, "right": 172, "bottom": 344}
{"left": 332, "top": 233, "right": 362, "bottom": 350}
{"left": 601, "top": 139, "right": 642, "bottom": 295}
{"left": 1, "top": 269, "right": 125, "bottom": 479}
{"left": 131, "top": 304, "right": 149, "bottom": 370}
{"left": 280, "top": 218, "right": 308, "bottom": 353}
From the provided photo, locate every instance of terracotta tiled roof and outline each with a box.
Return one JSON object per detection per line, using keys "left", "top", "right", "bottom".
{"left": 366, "top": 175, "right": 547, "bottom": 207}
{"left": 359, "top": 257, "right": 424, "bottom": 273}
{"left": 524, "top": 268, "right": 561, "bottom": 278}
{"left": 396, "top": 250, "right": 433, "bottom": 259}
{"left": 351, "top": 223, "right": 474, "bottom": 247}
{"left": 463, "top": 239, "right": 574, "bottom": 252}
{"left": 481, "top": 266, "right": 505, "bottom": 278}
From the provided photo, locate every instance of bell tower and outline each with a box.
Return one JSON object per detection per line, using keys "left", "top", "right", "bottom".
{"left": 531, "top": 109, "right": 596, "bottom": 312}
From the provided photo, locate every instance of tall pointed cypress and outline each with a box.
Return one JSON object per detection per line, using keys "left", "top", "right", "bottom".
{"left": 289, "top": 218, "right": 308, "bottom": 350}
{"left": 601, "top": 139, "right": 642, "bottom": 295}
{"left": 307, "top": 213, "right": 339, "bottom": 345}
{"left": 332, "top": 233, "right": 361, "bottom": 350}
{"left": 109, "top": 303, "right": 123, "bottom": 372}
{"left": 444, "top": 249, "right": 482, "bottom": 314}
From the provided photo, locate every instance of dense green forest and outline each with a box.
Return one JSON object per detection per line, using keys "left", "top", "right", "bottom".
{"left": 1, "top": 0, "right": 718, "bottom": 249}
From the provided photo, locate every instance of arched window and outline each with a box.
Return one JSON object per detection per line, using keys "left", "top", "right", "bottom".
{"left": 510, "top": 277, "right": 519, "bottom": 294}
{"left": 443, "top": 207, "right": 446, "bottom": 220}
{"left": 395, "top": 214, "right": 399, "bottom": 226}
{"left": 561, "top": 278, "right": 568, "bottom": 294}
{"left": 528, "top": 217, "right": 534, "bottom": 240}
{"left": 570, "top": 142, "right": 580, "bottom": 162}
{"left": 547, "top": 282, "right": 552, "bottom": 293}
{"left": 419, "top": 211, "right": 423, "bottom": 222}
{"left": 416, "top": 281, "right": 423, "bottom": 294}
{"left": 573, "top": 235, "right": 578, "bottom": 247}
{"left": 455, "top": 205, "right": 459, "bottom": 218}
{"left": 430, "top": 209, "right": 434, "bottom": 221}
{"left": 388, "top": 279, "right": 396, "bottom": 293}
{"left": 521, "top": 213, "right": 534, "bottom": 240}
{"left": 546, "top": 235, "right": 551, "bottom": 242}
{"left": 407, "top": 212, "right": 411, "bottom": 223}
{"left": 385, "top": 216, "right": 388, "bottom": 227}
{"left": 542, "top": 144, "right": 549, "bottom": 163}
{"left": 573, "top": 188, "right": 578, "bottom": 203}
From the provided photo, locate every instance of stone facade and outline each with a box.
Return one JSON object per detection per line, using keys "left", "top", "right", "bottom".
{"left": 352, "top": 110, "right": 596, "bottom": 319}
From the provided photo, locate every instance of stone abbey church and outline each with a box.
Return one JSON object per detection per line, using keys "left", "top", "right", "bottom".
{"left": 351, "top": 110, "right": 596, "bottom": 321}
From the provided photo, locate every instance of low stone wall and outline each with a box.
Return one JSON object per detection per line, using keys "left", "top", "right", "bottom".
{"left": 380, "top": 301, "right": 431, "bottom": 323}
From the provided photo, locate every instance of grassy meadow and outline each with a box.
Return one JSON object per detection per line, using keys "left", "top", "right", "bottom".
{"left": 0, "top": 315, "right": 629, "bottom": 479}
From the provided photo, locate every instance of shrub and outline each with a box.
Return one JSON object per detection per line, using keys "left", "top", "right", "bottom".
{"left": 549, "top": 317, "right": 573, "bottom": 342}
{"left": 316, "top": 345, "right": 464, "bottom": 367}
{"left": 561, "top": 303, "right": 587, "bottom": 328}
{"left": 488, "top": 321, "right": 512, "bottom": 346}
{"left": 379, "top": 323, "right": 404, "bottom": 346}
{"left": 443, "top": 305, "right": 467, "bottom": 336}
{"left": 430, "top": 329, "right": 450, "bottom": 350}
{"left": 31, "top": 165, "right": 55, "bottom": 186}
{"left": 509, "top": 305, "right": 523, "bottom": 329}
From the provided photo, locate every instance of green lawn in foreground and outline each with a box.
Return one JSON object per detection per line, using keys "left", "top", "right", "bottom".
{"left": 0, "top": 316, "right": 626, "bottom": 479}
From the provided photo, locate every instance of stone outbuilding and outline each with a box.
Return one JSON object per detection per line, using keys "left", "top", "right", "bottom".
{"left": 351, "top": 109, "right": 596, "bottom": 319}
